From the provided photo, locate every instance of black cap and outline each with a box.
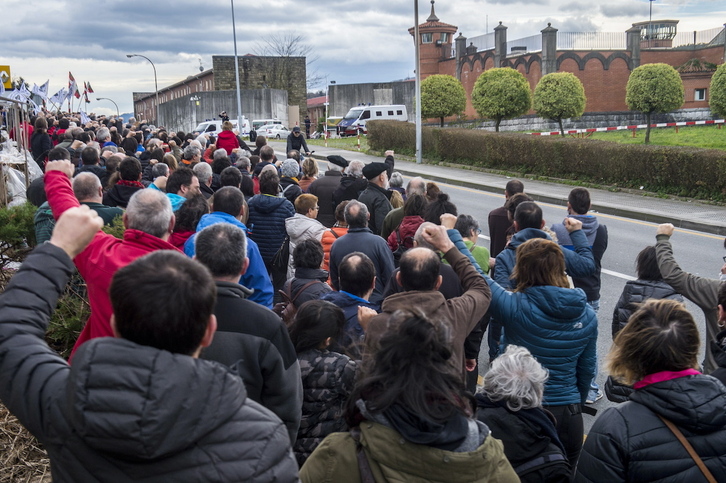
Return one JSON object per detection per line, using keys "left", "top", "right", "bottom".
{"left": 292, "top": 126, "right": 301, "bottom": 132}
{"left": 362, "top": 162, "right": 388, "bottom": 180}
{"left": 327, "top": 155, "right": 349, "bottom": 168}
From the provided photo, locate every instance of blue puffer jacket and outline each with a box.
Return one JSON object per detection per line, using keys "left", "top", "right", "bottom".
{"left": 494, "top": 228, "right": 595, "bottom": 289}
{"left": 247, "top": 194, "right": 295, "bottom": 265}
{"left": 485, "top": 275, "right": 598, "bottom": 406}
{"left": 184, "top": 212, "right": 274, "bottom": 309}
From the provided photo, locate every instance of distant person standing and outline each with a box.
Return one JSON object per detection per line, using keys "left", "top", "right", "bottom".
{"left": 488, "top": 180, "right": 524, "bottom": 258}
{"left": 287, "top": 126, "right": 310, "bottom": 157}
{"left": 304, "top": 115, "right": 311, "bottom": 138}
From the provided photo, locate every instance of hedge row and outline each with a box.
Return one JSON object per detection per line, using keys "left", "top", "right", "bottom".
{"left": 367, "top": 120, "right": 726, "bottom": 201}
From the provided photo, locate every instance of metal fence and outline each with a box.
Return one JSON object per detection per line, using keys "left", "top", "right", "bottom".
{"left": 506, "top": 35, "right": 542, "bottom": 54}
{"left": 557, "top": 32, "right": 627, "bottom": 50}
{"left": 672, "top": 27, "right": 725, "bottom": 47}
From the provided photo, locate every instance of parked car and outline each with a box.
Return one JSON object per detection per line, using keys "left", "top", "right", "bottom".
{"left": 261, "top": 124, "right": 291, "bottom": 139}
{"left": 193, "top": 117, "right": 250, "bottom": 136}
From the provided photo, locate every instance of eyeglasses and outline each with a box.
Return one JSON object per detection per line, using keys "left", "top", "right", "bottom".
{"left": 476, "top": 228, "right": 482, "bottom": 235}
{"left": 723, "top": 256, "right": 726, "bottom": 263}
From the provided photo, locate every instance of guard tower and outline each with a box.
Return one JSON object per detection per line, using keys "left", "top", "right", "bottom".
{"left": 408, "top": 1, "right": 458, "bottom": 77}
{"left": 632, "top": 19, "right": 679, "bottom": 48}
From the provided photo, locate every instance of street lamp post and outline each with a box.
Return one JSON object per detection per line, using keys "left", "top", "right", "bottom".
{"left": 231, "top": 0, "right": 244, "bottom": 132}
{"left": 414, "top": 0, "right": 422, "bottom": 164}
{"left": 648, "top": 0, "right": 656, "bottom": 48}
{"left": 96, "top": 97, "right": 120, "bottom": 118}
{"left": 126, "top": 54, "right": 159, "bottom": 124}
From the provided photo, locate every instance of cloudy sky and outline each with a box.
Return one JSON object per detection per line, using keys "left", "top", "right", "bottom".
{"left": 2, "top": 0, "right": 722, "bottom": 117}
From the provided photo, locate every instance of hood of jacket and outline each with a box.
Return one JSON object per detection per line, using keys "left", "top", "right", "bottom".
{"left": 381, "top": 290, "right": 446, "bottom": 316}
{"left": 217, "top": 130, "right": 236, "bottom": 142}
{"left": 286, "top": 213, "right": 324, "bottom": 241}
{"left": 196, "top": 211, "right": 247, "bottom": 232}
{"left": 508, "top": 227, "right": 551, "bottom": 249}
{"left": 249, "top": 193, "right": 289, "bottom": 214}
{"left": 552, "top": 214, "right": 599, "bottom": 247}
{"left": 524, "top": 285, "right": 589, "bottom": 320}
{"left": 67, "top": 338, "right": 247, "bottom": 460}
{"left": 630, "top": 375, "right": 726, "bottom": 433}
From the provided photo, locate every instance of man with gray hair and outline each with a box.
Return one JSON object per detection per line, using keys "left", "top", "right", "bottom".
{"left": 195, "top": 223, "right": 303, "bottom": 444}
{"left": 309, "top": 155, "right": 348, "bottom": 227}
{"left": 332, "top": 159, "right": 368, "bottom": 208}
{"left": 193, "top": 161, "right": 215, "bottom": 199}
{"left": 44, "top": 159, "right": 179, "bottom": 358}
{"left": 213, "top": 148, "right": 228, "bottom": 161}
{"left": 236, "top": 156, "right": 251, "bottom": 175}
{"left": 96, "top": 127, "right": 111, "bottom": 146}
{"left": 381, "top": 176, "right": 427, "bottom": 240}
{"left": 181, "top": 144, "right": 202, "bottom": 166}
{"left": 329, "top": 200, "right": 394, "bottom": 304}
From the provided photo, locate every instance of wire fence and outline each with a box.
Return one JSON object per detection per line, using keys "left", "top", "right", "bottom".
{"left": 557, "top": 32, "right": 627, "bottom": 50}
{"left": 672, "top": 27, "right": 725, "bottom": 47}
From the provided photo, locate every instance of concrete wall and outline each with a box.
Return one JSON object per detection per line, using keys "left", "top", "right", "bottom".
{"left": 159, "top": 89, "right": 288, "bottom": 133}
{"left": 464, "top": 107, "right": 718, "bottom": 132}
{"left": 328, "top": 81, "right": 416, "bottom": 120}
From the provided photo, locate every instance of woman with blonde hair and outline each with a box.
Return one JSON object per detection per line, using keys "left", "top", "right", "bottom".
{"left": 484, "top": 237, "right": 597, "bottom": 474}
{"left": 298, "top": 157, "right": 318, "bottom": 192}
{"left": 577, "top": 299, "right": 726, "bottom": 482}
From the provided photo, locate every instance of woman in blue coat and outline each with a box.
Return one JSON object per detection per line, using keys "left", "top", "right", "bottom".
{"left": 484, "top": 237, "right": 597, "bottom": 475}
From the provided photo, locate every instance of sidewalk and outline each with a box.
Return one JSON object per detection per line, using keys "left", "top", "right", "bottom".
{"left": 269, "top": 141, "right": 726, "bottom": 236}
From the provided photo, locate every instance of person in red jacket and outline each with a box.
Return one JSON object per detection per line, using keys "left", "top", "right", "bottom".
{"left": 44, "top": 159, "right": 179, "bottom": 358}
{"left": 216, "top": 121, "right": 240, "bottom": 155}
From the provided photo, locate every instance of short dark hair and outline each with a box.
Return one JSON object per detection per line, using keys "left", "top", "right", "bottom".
{"left": 174, "top": 194, "right": 209, "bottom": 232}
{"left": 514, "top": 201, "right": 543, "bottom": 230}
{"left": 339, "top": 252, "right": 375, "bottom": 297}
{"left": 506, "top": 193, "right": 534, "bottom": 221}
{"left": 119, "top": 156, "right": 142, "bottom": 181}
{"left": 81, "top": 146, "right": 100, "bottom": 165}
{"left": 212, "top": 156, "right": 232, "bottom": 175}
{"left": 568, "top": 187, "right": 591, "bottom": 215}
{"left": 220, "top": 166, "right": 243, "bottom": 188}
{"left": 505, "top": 179, "right": 524, "bottom": 197}
{"left": 399, "top": 248, "right": 440, "bottom": 291}
{"left": 335, "top": 200, "right": 349, "bottom": 223}
{"left": 195, "top": 223, "right": 247, "bottom": 279}
{"left": 288, "top": 300, "right": 345, "bottom": 353}
{"left": 166, "top": 167, "right": 195, "bottom": 195}
{"left": 211, "top": 186, "right": 244, "bottom": 217}
{"left": 120, "top": 137, "right": 138, "bottom": 155}
{"left": 423, "top": 192, "right": 457, "bottom": 224}
{"left": 48, "top": 147, "right": 70, "bottom": 161}
{"left": 454, "top": 214, "right": 479, "bottom": 238}
{"left": 260, "top": 145, "right": 274, "bottom": 162}
{"left": 110, "top": 251, "right": 216, "bottom": 356}
{"left": 258, "top": 170, "right": 280, "bottom": 195}
{"left": 344, "top": 200, "right": 368, "bottom": 228}
{"left": 293, "top": 238, "right": 324, "bottom": 270}
{"left": 636, "top": 246, "right": 662, "bottom": 281}
{"left": 240, "top": 174, "right": 254, "bottom": 197}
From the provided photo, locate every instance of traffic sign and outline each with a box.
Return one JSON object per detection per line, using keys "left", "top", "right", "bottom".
{"left": 0, "top": 65, "right": 11, "bottom": 89}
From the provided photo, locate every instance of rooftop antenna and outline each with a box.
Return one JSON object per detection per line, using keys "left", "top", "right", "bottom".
{"left": 199, "top": 58, "right": 204, "bottom": 72}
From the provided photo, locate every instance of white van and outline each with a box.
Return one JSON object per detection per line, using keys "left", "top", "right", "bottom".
{"left": 251, "top": 119, "right": 283, "bottom": 131}
{"left": 338, "top": 105, "right": 408, "bottom": 136}
{"left": 193, "top": 117, "right": 250, "bottom": 136}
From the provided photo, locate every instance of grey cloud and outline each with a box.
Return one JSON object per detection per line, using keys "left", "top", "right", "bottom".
{"left": 600, "top": 3, "right": 648, "bottom": 18}
{"left": 559, "top": 2, "right": 589, "bottom": 13}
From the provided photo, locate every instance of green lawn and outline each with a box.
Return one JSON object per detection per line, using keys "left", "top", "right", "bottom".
{"left": 306, "top": 136, "right": 370, "bottom": 152}
{"left": 585, "top": 124, "right": 726, "bottom": 150}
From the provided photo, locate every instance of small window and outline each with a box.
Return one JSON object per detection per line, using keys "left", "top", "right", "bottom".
{"left": 397, "top": 110, "right": 403, "bottom": 115}
{"left": 361, "top": 110, "right": 371, "bottom": 120}
{"left": 422, "top": 33, "right": 433, "bottom": 43}
{"left": 388, "top": 110, "right": 394, "bottom": 115}
{"left": 695, "top": 88, "right": 707, "bottom": 101}
{"left": 376, "top": 111, "right": 382, "bottom": 116}
{"left": 440, "top": 33, "right": 449, "bottom": 43}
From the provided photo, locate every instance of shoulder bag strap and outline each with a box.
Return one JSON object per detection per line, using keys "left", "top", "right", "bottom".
{"left": 657, "top": 414, "right": 716, "bottom": 483}
{"left": 329, "top": 228, "right": 340, "bottom": 239}
{"left": 350, "top": 427, "right": 377, "bottom": 483}
{"left": 291, "top": 280, "right": 322, "bottom": 304}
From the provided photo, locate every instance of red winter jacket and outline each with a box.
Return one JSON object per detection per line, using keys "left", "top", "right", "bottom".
{"left": 44, "top": 171, "right": 180, "bottom": 358}
{"left": 216, "top": 130, "right": 240, "bottom": 155}
{"left": 387, "top": 215, "right": 424, "bottom": 252}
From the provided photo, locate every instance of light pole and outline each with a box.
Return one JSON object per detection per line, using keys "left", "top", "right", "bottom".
{"left": 126, "top": 54, "right": 159, "bottom": 124}
{"left": 96, "top": 97, "right": 120, "bottom": 118}
{"left": 648, "top": 0, "right": 656, "bottom": 48}
{"left": 325, "top": 80, "right": 335, "bottom": 146}
{"left": 231, "top": 0, "right": 244, "bottom": 132}
{"left": 414, "top": 0, "right": 422, "bottom": 164}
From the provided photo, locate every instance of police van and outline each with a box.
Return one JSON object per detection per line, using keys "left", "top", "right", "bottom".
{"left": 338, "top": 105, "right": 408, "bottom": 136}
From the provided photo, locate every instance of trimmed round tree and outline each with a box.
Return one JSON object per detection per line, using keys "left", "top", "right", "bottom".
{"left": 625, "top": 63, "right": 684, "bottom": 144}
{"left": 471, "top": 68, "right": 531, "bottom": 132}
{"left": 533, "top": 72, "right": 586, "bottom": 136}
{"left": 710, "top": 63, "right": 726, "bottom": 119}
{"left": 420, "top": 75, "right": 467, "bottom": 127}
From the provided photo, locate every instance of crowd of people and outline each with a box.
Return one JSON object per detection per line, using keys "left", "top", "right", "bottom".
{"left": 0, "top": 110, "right": 725, "bottom": 481}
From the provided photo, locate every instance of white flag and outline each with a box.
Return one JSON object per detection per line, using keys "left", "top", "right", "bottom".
{"left": 32, "top": 80, "right": 50, "bottom": 101}
{"left": 49, "top": 87, "right": 66, "bottom": 105}
{"left": 80, "top": 110, "right": 91, "bottom": 125}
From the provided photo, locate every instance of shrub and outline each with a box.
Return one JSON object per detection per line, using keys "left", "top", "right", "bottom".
{"left": 367, "top": 121, "right": 726, "bottom": 200}
{"left": 710, "top": 63, "right": 726, "bottom": 119}
{"left": 533, "top": 72, "right": 586, "bottom": 136}
{"left": 471, "top": 68, "right": 531, "bottom": 132}
{"left": 420, "top": 75, "right": 467, "bottom": 127}
{"left": 626, "top": 63, "right": 684, "bottom": 144}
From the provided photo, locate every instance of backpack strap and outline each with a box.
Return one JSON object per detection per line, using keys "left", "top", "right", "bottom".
{"left": 329, "top": 228, "right": 340, "bottom": 239}
{"left": 350, "top": 427, "right": 377, "bottom": 483}
{"left": 291, "top": 280, "right": 323, "bottom": 304}
{"left": 657, "top": 414, "right": 717, "bottom": 483}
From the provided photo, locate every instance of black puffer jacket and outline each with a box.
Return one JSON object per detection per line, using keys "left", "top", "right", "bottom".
{"left": 247, "top": 193, "right": 295, "bottom": 265}
{"left": 576, "top": 374, "right": 726, "bottom": 482}
{"left": 294, "top": 348, "right": 356, "bottom": 466}
{"left": 709, "top": 329, "right": 726, "bottom": 387}
{"left": 612, "top": 279, "right": 683, "bottom": 338}
{"left": 0, "top": 244, "right": 299, "bottom": 482}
